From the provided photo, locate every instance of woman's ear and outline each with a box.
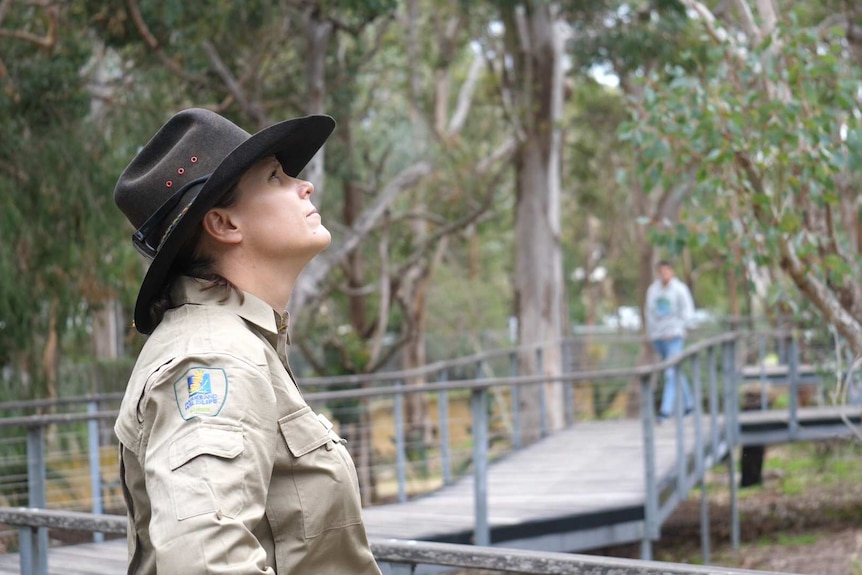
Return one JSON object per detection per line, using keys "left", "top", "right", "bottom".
{"left": 201, "top": 208, "right": 243, "bottom": 246}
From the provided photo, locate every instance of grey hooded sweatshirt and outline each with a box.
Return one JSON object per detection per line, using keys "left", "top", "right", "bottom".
{"left": 645, "top": 277, "right": 695, "bottom": 340}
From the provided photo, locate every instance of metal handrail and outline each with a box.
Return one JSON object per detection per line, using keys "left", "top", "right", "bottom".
{"left": 0, "top": 332, "right": 743, "bottom": 428}
{"left": 24, "top": 331, "right": 856, "bottom": 573}
{"left": 0, "top": 330, "right": 761, "bottom": 413}
{"left": 0, "top": 507, "right": 791, "bottom": 575}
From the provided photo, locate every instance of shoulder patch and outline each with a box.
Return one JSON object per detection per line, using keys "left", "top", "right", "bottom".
{"left": 174, "top": 367, "right": 228, "bottom": 420}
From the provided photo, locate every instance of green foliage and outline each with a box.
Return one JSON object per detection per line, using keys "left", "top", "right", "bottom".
{"left": 567, "top": 0, "right": 701, "bottom": 77}
{"left": 0, "top": 3, "right": 141, "bottom": 386}
{"left": 623, "top": 12, "right": 862, "bottom": 319}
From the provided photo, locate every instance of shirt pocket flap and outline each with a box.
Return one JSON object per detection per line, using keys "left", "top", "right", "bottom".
{"left": 169, "top": 422, "right": 244, "bottom": 471}
{"left": 279, "top": 406, "right": 330, "bottom": 457}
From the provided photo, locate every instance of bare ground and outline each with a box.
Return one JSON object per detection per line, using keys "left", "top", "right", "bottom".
{"left": 596, "top": 464, "right": 862, "bottom": 575}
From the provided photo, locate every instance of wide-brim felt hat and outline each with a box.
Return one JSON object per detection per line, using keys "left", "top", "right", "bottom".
{"left": 114, "top": 108, "right": 335, "bottom": 335}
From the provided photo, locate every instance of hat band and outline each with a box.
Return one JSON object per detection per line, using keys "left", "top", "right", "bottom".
{"left": 132, "top": 174, "right": 211, "bottom": 259}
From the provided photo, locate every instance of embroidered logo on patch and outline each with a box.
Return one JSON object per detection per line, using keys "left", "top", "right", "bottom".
{"left": 174, "top": 367, "right": 228, "bottom": 420}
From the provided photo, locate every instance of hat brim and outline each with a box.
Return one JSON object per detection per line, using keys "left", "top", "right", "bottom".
{"left": 133, "top": 114, "right": 336, "bottom": 334}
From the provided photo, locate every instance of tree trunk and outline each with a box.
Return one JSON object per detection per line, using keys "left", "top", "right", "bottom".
{"left": 41, "top": 299, "right": 60, "bottom": 449}
{"left": 510, "top": 3, "right": 567, "bottom": 443}
{"left": 304, "top": 10, "right": 333, "bottom": 203}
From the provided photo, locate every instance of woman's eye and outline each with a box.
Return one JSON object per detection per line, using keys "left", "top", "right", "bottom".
{"left": 269, "top": 169, "right": 280, "bottom": 181}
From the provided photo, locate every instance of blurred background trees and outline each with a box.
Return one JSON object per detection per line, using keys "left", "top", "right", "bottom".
{"left": 1, "top": 0, "right": 861, "bottom": 405}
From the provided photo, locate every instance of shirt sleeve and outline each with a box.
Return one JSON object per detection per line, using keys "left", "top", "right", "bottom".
{"left": 140, "top": 352, "right": 278, "bottom": 575}
{"left": 680, "top": 283, "right": 695, "bottom": 327}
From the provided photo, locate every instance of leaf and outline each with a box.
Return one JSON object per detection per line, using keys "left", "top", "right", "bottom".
{"left": 778, "top": 213, "right": 801, "bottom": 233}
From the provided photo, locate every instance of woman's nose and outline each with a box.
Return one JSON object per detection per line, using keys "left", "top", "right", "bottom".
{"left": 298, "top": 179, "right": 314, "bottom": 198}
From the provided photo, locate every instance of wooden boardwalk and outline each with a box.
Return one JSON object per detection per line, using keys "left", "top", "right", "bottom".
{"left": 738, "top": 405, "right": 862, "bottom": 445}
{"left": 0, "top": 416, "right": 724, "bottom": 574}
{"left": 362, "top": 417, "right": 722, "bottom": 548}
{"left": 0, "top": 540, "right": 126, "bottom": 575}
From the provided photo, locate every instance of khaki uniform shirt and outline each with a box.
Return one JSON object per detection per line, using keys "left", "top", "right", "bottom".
{"left": 114, "top": 277, "right": 381, "bottom": 574}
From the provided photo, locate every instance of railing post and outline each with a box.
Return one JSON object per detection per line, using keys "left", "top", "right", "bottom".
{"left": 18, "top": 527, "right": 36, "bottom": 575}
{"left": 26, "top": 425, "right": 48, "bottom": 575}
{"left": 536, "top": 348, "right": 547, "bottom": 438}
{"left": 437, "top": 371, "right": 452, "bottom": 486}
{"left": 708, "top": 346, "right": 719, "bottom": 459}
{"left": 562, "top": 340, "right": 574, "bottom": 427}
{"left": 394, "top": 381, "right": 407, "bottom": 504}
{"left": 471, "top": 387, "right": 490, "bottom": 546}
{"left": 788, "top": 333, "right": 800, "bottom": 440}
{"left": 510, "top": 351, "right": 521, "bottom": 449}
{"left": 640, "top": 372, "right": 658, "bottom": 561}
{"left": 692, "top": 352, "right": 710, "bottom": 564}
{"left": 723, "top": 341, "right": 740, "bottom": 552}
{"left": 674, "top": 357, "right": 686, "bottom": 501}
{"left": 87, "top": 400, "right": 104, "bottom": 543}
{"left": 757, "top": 334, "right": 768, "bottom": 411}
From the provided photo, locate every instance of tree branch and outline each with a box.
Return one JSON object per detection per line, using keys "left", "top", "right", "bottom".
{"left": 289, "top": 161, "right": 433, "bottom": 315}
{"left": 0, "top": 0, "right": 13, "bottom": 27}
{"left": 201, "top": 41, "right": 269, "bottom": 129}
{"left": 126, "top": 0, "right": 205, "bottom": 83}
{"left": 366, "top": 216, "right": 391, "bottom": 368}
{"left": 447, "top": 52, "right": 483, "bottom": 137}
{"left": 755, "top": 0, "right": 778, "bottom": 38}
{"left": 0, "top": 3, "right": 57, "bottom": 50}
{"left": 679, "top": 0, "right": 729, "bottom": 43}
{"left": 779, "top": 236, "right": 862, "bottom": 356}
{"left": 727, "top": 0, "right": 759, "bottom": 40}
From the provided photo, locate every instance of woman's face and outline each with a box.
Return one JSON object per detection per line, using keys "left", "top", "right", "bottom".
{"left": 228, "top": 156, "right": 331, "bottom": 265}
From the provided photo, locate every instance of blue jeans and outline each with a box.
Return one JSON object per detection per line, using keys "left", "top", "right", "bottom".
{"left": 652, "top": 337, "right": 694, "bottom": 418}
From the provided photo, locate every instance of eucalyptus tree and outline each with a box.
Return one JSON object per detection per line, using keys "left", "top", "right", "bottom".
{"left": 0, "top": 1, "right": 140, "bottom": 400}
{"left": 89, "top": 0, "right": 522, "bottom": 498}
{"left": 462, "top": 0, "right": 570, "bottom": 440}
{"left": 298, "top": 0, "right": 521, "bottom": 490}
{"left": 626, "top": 0, "right": 862, "bottom": 366}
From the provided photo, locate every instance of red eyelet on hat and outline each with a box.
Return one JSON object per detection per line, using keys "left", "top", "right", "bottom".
{"left": 166, "top": 180, "right": 173, "bottom": 188}
{"left": 190, "top": 156, "right": 198, "bottom": 163}
{"left": 177, "top": 167, "right": 185, "bottom": 175}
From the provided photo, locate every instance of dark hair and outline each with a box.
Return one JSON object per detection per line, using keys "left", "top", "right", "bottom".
{"left": 148, "top": 184, "right": 244, "bottom": 328}
{"left": 657, "top": 260, "right": 673, "bottom": 269}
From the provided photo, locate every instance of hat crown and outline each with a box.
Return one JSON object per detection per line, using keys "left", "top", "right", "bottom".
{"left": 114, "top": 108, "right": 251, "bottom": 231}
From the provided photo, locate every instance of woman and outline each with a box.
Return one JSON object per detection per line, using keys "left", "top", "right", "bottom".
{"left": 113, "top": 108, "right": 382, "bottom": 574}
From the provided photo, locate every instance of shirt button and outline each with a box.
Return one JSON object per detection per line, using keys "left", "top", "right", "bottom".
{"left": 215, "top": 510, "right": 223, "bottom": 520}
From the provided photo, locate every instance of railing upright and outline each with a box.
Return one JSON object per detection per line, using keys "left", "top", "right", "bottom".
{"left": 640, "top": 371, "right": 659, "bottom": 561}
{"left": 510, "top": 351, "right": 521, "bottom": 449}
{"left": 394, "top": 380, "right": 407, "bottom": 503}
{"left": 674, "top": 358, "right": 687, "bottom": 501}
{"left": 788, "top": 334, "right": 800, "bottom": 440}
{"left": 562, "top": 340, "right": 574, "bottom": 427}
{"left": 536, "top": 348, "right": 547, "bottom": 438}
{"left": 757, "top": 334, "right": 768, "bottom": 410}
{"left": 437, "top": 370, "right": 452, "bottom": 486}
{"left": 24, "top": 425, "right": 48, "bottom": 575}
{"left": 471, "top": 383, "right": 490, "bottom": 546}
{"left": 723, "top": 341, "right": 740, "bottom": 551}
{"left": 692, "top": 352, "right": 710, "bottom": 564}
{"left": 708, "top": 346, "right": 719, "bottom": 459}
{"left": 87, "top": 400, "right": 104, "bottom": 543}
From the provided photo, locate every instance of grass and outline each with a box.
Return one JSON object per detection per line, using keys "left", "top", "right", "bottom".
{"left": 751, "top": 532, "right": 819, "bottom": 548}
{"left": 653, "top": 439, "right": 862, "bottom": 573}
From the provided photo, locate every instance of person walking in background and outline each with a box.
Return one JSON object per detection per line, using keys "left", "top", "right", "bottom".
{"left": 112, "top": 109, "right": 382, "bottom": 574}
{"left": 645, "top": 260, "right": 696, "bottom": 422}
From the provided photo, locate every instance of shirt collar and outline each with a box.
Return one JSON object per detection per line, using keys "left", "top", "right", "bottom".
{"left": 170, "top": 276, "right": 290, "bottom": 342}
